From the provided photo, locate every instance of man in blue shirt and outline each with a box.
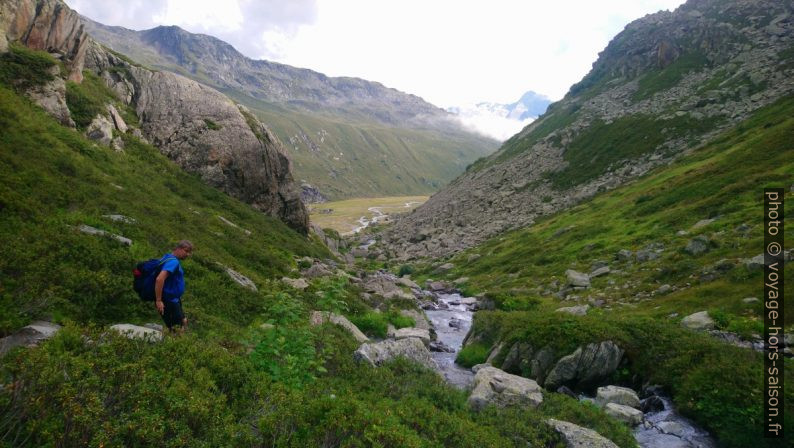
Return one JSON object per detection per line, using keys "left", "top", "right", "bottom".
{"left": 155, "top": 240, "right": 193, "bottom": 333}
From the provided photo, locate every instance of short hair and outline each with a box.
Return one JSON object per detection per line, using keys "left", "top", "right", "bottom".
{"left": 174, "top": 240, "right": 193, "bottom": 251}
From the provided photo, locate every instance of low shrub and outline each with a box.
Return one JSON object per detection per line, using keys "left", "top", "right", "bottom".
{"left": 456, "top": 342, "right": 490, "bottom": 368}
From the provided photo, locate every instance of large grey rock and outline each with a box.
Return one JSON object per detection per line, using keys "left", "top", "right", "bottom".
{"left": 556, "top": 304, "right": 590, "bottom": 316}
{"left": 77, "top": 224, "right": 132, "bottom": 246}
{"left": 223, "top": 266, "right": 257, "bottom": 291}
{"left": 743, "top": 254, "right": 766, "bottom": 271}
{"left": 546, "top": 419, "right": 619, "bottom": 448}
{"left": 396, "top": 276, "right": 420, "bottom": 289}
{"left": 604, "top": 403, "right": 643, "bottom": 426}
{"left": 616, "top": 249, "right": 633, "bottom": 261}
{"left": 102, "top": 214, "right": 136, "bottom": 224}
{"left": 391, "top": 327, "right": 431, "bottom": 345}
{"left": 281, "top": 277, "right": 309, "bottom": 290}
{"left": 85, "top": 115, "right": 114, "bottom": 146}
{"left": 110, "top": 324, "right": 162, "bottom": 342}
{"left": 681, "top": 311, "right": 715, "bottom": 331}
{"left": 691, "top": 218, "right": 716, "bottom": 229}
{"left": 84, "top": 42, "right": 309, "bottom": 234}
{"left": 595, "top": 385, "right": 641, "bottom": 409}
{"left": 310, "top": 311, "right": 368, "bottom": 343}
{"left": 353, "top": 338, "right": 437, "bottom": 370}
{"left": 437, "top": 262, "right": 455, "bottom": 271}
{"left": 544, "top": 341, "right": 624, "bottom": 390}
{"left": 25, "top": 65, "right": 74, "bottom": 126}
{"left": 302, "top": 263, "right": 333, "bottom": 279}
{"left": 685, "top": 236, "right": 710, "bottom": 256}
{"left": 106, "top": 104, "right": 128, "bottom": 133}
{"left": 566, "top": 269, "right": 591, "bottom": 288}
{"left": 351, "top": 248, "right": 368, "bottom": 258}
{"left": 0, "top": 321, "right": 61, "bottom": 356}
{"left": 590, "top": 266, "right": 610, "bottom": 277}
{"left": 468, "top": 366, "right": 543, "bottom": 410}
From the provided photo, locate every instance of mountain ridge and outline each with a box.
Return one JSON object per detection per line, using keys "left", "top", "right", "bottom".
{"left": 80, "top": 17, "right": 499, "bottom": 201}
{"left": 382, "top": 0, "right": 794, "bottom": 260}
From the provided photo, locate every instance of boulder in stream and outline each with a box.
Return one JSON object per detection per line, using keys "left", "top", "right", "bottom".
{"left": 468, "top": 366, "right": 543, "bottom": 410}
{"left": 546, "top": 419, "right": 619, "bottom": 448}
{"left": 354, "top": 338, "right": 437, "bottom": 370}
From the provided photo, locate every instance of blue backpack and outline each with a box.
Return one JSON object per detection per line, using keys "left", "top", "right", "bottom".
{"left": 132, "top": 256, "right": 175, "bottom": 301}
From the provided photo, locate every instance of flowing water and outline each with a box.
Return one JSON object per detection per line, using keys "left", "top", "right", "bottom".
{"left": 424, "top": 291, "right": 476, "bottom": 388}
{"left": 633, "top": 396, "right": 717, "bottom": 448}
{"left": 351, "top": 201, "right": 423, "bottom": 233}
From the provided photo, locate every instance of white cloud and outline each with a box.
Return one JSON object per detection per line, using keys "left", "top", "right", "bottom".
{"left": 452, "top": 104, "right": 536, "bottom": 141}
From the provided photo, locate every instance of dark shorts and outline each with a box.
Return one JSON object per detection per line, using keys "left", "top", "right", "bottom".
{"left": 162, "top": 300, "right": 185, "bottom": 329}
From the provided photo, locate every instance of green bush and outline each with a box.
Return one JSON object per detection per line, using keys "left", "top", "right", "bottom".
{"left": 65, "top": 71, "right": 119, "bottom": 128}
{"left": 203, "top": 118, "right": 221, "bottom": 130}
{"left": 456, "top": 342, "right": 490, "bottom": 368}
{"left": 398, "top": 264, "right": 415, "bottom": 277}
{"left": 0, "top": 43, "right": 57, "bottom": 91}
{"left": 0, "top": 325, "right": 262, "bottom": 446}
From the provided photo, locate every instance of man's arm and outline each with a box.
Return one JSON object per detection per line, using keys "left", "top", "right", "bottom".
{"left": 155, "top": 270, "right": 169, "bottom": 314}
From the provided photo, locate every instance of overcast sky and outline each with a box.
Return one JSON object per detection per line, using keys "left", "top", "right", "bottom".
{"left": 65, "top": 0, "right": 686, "bottom": 108}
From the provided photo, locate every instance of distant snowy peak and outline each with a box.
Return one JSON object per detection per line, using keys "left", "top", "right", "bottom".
{"left": 448, "top": 90, "right": 551, "bottom": 141}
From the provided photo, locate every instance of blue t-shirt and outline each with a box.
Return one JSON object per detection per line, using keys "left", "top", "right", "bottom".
{"left": 160, "top": 253, "right": 185, "bottom": 303}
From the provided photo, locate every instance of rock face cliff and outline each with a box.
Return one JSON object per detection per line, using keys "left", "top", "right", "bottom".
{"left": 0, "top": 0, "right": 87, "bottom": 81}
{"left": 383, "top": 0, "right": 794, "bottom": 259}
{"left": 1, "top": 0, "right": 309, "bottom": 234}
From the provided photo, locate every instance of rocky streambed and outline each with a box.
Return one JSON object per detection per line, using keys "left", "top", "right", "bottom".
{"left": 424, "top": 291, "right": 476, "bottom": 387}
{"left": 417, "top": 287, "right": 715, "bottom": 448}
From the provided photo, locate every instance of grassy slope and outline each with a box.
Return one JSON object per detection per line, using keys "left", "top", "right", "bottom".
{"left": 417, "top": 96, "right": 794, "bottom": 447}
{"left": 228, "top": 91, "right": 498, "bottom": 200}
{"left": 0, "top": 50, "right": 635, "bottom": 447}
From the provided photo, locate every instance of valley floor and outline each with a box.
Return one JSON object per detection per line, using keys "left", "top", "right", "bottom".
{"left": 309, "top": 195, "right": 428, "bottom": 234}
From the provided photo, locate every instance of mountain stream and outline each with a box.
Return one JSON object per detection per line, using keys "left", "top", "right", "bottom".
{"left": 421, "top": 288, "right": 716, "bottom": 448}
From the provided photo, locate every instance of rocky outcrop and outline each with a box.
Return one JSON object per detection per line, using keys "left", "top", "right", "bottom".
{"left": 382, "top": 0, "right": 794, "bottom": 259}
{"left": 595, "top": 385, "right": 641, "bottom": 409}
{"left": 281, "top": 277, "right": 309, "bottom": 290}
{"left": 0, "top": 0, "right": 88, "bottom": 81}
{"left": 24, "top": 65, "right": 74, "bottom": 126}
{"left": 300, "top": 183, "right": 327, "bottom": 204}
{"left": 498, "top": 340, "right": 624, "bottom": 391}
{"left": 544, "top": 341, "right": 624, "bottom": 390}
{"left": 0, "top": 321, "right": 61, "bottom": 356}
{"left": 353, "top": 338, "right": 437, "bottom": 371}
{"left": 546, "top": 419, "right": 619, "bottom": 448}
{"left": 77, "top": 42, "right": 308, "bottom": 233}
{"left": 468, "top": 365, "right": 543, "bottom": 410}
{"left": 310, "top": 311, "right": 369, "bottom": 344}
{"left": 604, "top": 403, "right": 643, "bottom": 426}
{"left": 390, "top": 327, "right": 431, "bottom": 345}
{"left": 680, "top": 311, "right": 715, "bottom": 331}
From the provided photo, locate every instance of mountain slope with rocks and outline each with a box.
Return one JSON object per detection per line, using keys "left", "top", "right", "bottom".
{"left": 1, "top": 0, "right": 309, "bottom": 233}
{"left": 383, "top": 0, "right": 794, "bottom": 259}
{"left": 79, "top": 18, "right": 499, "bottom": 200}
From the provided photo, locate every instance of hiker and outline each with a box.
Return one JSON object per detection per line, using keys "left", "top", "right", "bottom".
{"left": 155, "top": 240, "right": 193, "bottom": 332}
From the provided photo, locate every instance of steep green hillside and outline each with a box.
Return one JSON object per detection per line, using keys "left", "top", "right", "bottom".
{"left": 0, "top": 49, "right": 633, "bottom": 447}
{"left": 228, "top": 91, "right": 496, "bottom": 199}
{"left": 414, "top": 96, "right": 794, "bottom": 447}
